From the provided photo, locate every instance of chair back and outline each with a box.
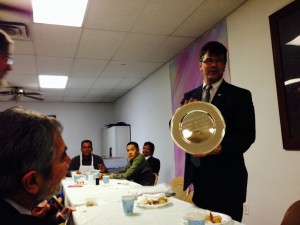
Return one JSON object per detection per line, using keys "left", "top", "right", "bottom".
{"left": 281, "top": 200, "right": 300, "bottom": 225}
{"left": 153, "top": 173, "right": 158, "bottom": 185}
{"left": 169, "top": 177, "right": 189, "bottom": 200}
{"left": 185, "top": 191, "right": 194, "bottom": 204}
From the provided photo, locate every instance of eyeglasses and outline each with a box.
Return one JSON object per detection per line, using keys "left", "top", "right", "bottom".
{"left": 201, "top": 58, "right": 226, "bottom": 65}
{"left": 0, "top": 52, "right": 13, "bottom": 65}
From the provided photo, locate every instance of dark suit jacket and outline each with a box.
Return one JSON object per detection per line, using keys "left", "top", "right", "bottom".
{"left": 0, "top": 199, "right": 57, "bottom": 225}
{"left": 182, "top": 80, "right": 255, "bottom": 206}
{"left": 147, "top": 155, "right": 160, "bottom": 175}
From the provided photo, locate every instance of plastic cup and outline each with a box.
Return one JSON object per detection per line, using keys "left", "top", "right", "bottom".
{"left": 103, "top": 175, "right": 110, "bottom": 184}
{"left": 186, "top": 212, "right": 205, "bottom": 225}
{"left": 122, "top": 195, "right": 135, "bottom": 214}
{"left": 93, "top": 172, "right": 100, "bottom": 181}
{"left": 71, "top": 171, "right": 77, "bottom": 178}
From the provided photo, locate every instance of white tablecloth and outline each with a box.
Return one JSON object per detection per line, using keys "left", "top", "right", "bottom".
{"left": 61, "top": 178, "right": 244, "bottom": 225}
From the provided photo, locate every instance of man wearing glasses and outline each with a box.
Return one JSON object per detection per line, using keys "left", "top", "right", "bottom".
{"left": 181, "top": 41, "right": 256, "bottom": 222}
{"left": 0, "top": 29, "right": 14, "bottom": 87}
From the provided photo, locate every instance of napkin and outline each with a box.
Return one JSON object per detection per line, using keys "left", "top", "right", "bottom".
{"left": 136, "top": 193, "right": 166, "bottom": 204}
{"left": 128, "top": 183, "right": 172, "bottom": 196}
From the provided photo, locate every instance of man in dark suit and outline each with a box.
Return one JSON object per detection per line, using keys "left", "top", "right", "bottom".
{"left": 181, "top": 41, "right": 255, "bottom": 222}
{"left": 142, "top": 141, "right": 160, "bottom": 175}
{"left": 0, "top": 107, "right": 74, "bottom": 224}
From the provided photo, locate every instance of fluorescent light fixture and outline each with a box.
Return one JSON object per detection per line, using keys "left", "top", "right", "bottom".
{"left": 285, "top": 78, "right": 300, "bottom": 86}
{"left": 32, "top": 0, "right": 88, "bottom": 27}
{"left": 286, "top": 35, "right": 300, "bottom": 46}
{"left": 39, "top": 75, "right": 68, "bottom": 89}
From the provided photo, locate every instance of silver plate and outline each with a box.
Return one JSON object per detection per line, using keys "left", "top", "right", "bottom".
{"left": 170, "top": 101, "right": 226, "bottom": 155}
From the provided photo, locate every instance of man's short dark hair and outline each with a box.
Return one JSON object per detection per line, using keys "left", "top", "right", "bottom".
{"left": 199, "top": 41, "right": 227, "bottom": 63}
{"left": 81, "top": 140, "right": 93, "bottom": 147}
{"left": 127, "top": 141, "right": 139, "bottom": 149}
{"left": 144, "top": 141, "right": 155, "bottom": 153}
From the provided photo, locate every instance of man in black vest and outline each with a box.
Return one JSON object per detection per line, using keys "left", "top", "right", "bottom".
{"left": 142, "top": 141, "right": 160, "bottom": 175}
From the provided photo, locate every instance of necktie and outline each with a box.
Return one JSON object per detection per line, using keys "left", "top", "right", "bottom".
{"left": 203, "top": 85, "right": 212, "bottom": 102}
{"left": 190, "top": 85, "right": 213, "bottom": 167}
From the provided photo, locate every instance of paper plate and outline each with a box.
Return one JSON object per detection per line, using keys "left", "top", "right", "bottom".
{"left": 182, "top": 210, "right": 233, "bottom": 225}
{"left": 171, "top": 101, "right": 225, "bottom": 155}
{"left": 137, "top": 198, "right": 170, "bottom": 208}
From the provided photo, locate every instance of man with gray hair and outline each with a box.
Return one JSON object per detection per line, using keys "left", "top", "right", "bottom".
{"left": 0, "top": 29, "right": 14, "bottom": 87}
{"left": 0, "top": 106, "right": 72, "bottom": 224}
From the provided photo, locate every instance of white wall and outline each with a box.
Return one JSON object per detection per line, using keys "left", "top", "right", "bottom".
{"left": 115, "top": 0, "right": 300, "bottom": 224}
{"left": 0, "top": 102, "right": 113, "bottom": 158}
{"left": 227, "top": 0, "right": 298, "bottom": 224}
{"left": 114, "top": 65, "right": 175, "bottom": 184}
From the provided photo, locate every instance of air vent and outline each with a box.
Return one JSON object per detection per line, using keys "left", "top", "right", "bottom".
{"left": 0, "top": 21, "right": 30, "bottom": 40}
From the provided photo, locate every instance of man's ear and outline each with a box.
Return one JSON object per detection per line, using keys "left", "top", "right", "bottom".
{"left": 21, "top": 171, "right": 40, "bottom": 194}
{"left": 199, "top": 62, "right": 203, "bottom": 72}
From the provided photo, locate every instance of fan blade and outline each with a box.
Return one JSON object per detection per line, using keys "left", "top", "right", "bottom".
{"left": 0, "top": 91, "right": 12, "bottom": 95}
{"left": 25, "top": 95, "right": 45, "bottom": 101}
{"left": 24, "top": 92, "right": 42, "bottom": 96}
{"left": 0, "top": 3, "right": 32, "bottom": 15}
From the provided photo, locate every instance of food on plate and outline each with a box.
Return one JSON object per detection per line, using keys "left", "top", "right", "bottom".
{"left": 76, "top": 178, "right": 85, "bottom": 186}
{"left": 144, "top": 197, "right": 168, "bottom": 205}
{"left": 86, "top": 200, "right": 97, "bottom": 207}
{"left": 206, "top": 212, "right": 222, "bottom": 223}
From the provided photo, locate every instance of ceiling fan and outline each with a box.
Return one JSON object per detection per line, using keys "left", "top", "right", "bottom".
{"left": 0, "top": 86, "right": 44, "bottom": 102}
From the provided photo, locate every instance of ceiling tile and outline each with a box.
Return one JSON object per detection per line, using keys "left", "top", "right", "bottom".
{"left": 132, "top": 0, "right": 205, "bottom": 35}
{"left": 64, "top": 88, "right": 90, "bottom": 97}
{"left": 6, "top": 74, "right": 39, "bottom": 89}
{"left": 93, "top": 77, "right": 124, "bottom": 89}
{"left": 146, "top": 36, "right": 196, "bottom": 62}
{"left": 113, "top": 33, "right": 166, "bottom": 61}
{"left": 84, "top": 0, "right": 145, "bottom": 31}
{"left": 76, "top": 29, "right": 126, "bottom": 59}
{"left": 101, "top": 60, "right": 163, "bottom": 78}
{"left": 173, "top": 0, "right": 247, "bottom": 37}
{"left": 36, "top": 56, "right": 73, "bottom": 75}
{"left": 32, "top": 23, "right": 82, "bottom": 57}
{"left": 14, "top": 40, "right": 35, "bottom": 55}
{"left": 66, "top": 77, "right": 98, "bottom": 89}
{"left": 71, "top": 59, "right": 108, "bottom": 77}
{"left": 40, "top": 88, "right": 65, "bottom": 97}
{"left": 85, "top": 88, "right": 111, "bottom": 98}
{"left": 116, "top": 78, "right": 143, "bottom": 89}
{"left": 10, "top": 55, "right": 37, "bottom": 74}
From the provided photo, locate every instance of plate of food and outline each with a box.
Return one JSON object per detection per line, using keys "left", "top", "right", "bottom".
{"left": 136, "top": 193, "right": 170, "bottom": 208}
{"left": 182, "top": 210, "right": 233, "bottom": 225}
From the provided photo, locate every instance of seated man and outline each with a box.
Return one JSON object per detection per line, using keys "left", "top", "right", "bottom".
{"left": 0, "top": 106, "right": 74, "bottom": 224}
{"left": 142, "top": 141, "right": 160, "bottom": 175}
{"left": 68, "top": 140, "right": 108, "bottom": 174}
{"left": 101, "top": 142, "right": 154, "bottom": 186}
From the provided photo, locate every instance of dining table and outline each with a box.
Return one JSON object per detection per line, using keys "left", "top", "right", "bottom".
{"left": 61, "top": 177, "right": 245, "bottom": 225}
